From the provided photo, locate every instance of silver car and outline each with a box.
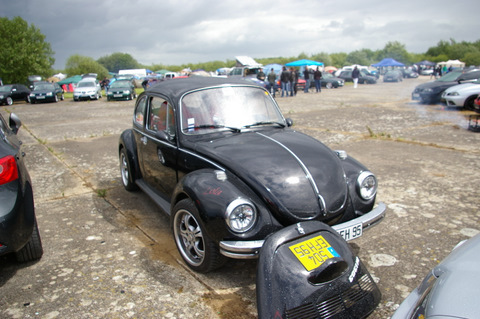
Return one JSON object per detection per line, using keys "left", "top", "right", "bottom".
{"left": 73, "top": 79, "right": 102, "bottom": 101}
{"left": 392, "top": 234, "right": 480, "bottom": 319}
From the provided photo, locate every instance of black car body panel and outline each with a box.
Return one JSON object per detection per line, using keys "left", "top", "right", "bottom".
{"left": 412, "top": 70, "right": 480, "bottom": 104}
{"left": 338, "top": 71, "right": 377, "bottom": 84}
{"left": 0, "top": 113, "right": 42, "bottom": 261}
{"left": 119, "top": 77, "right": 385, "bottom": 271}
{"left": 0, "top": 84, "right": 31, "bottom": 106}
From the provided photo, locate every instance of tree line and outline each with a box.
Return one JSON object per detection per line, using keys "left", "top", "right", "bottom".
{"left": 1, "top": 16, "right": 480, "bottom": 84}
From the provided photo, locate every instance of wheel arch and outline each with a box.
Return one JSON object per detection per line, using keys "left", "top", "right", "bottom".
{"left": 119, "top": 129, "right": 141, "bottom": 182}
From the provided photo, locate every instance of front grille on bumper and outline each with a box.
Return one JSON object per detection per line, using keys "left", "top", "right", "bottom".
{"left": 285, "top": 274, "right": 377, "bottom": 319}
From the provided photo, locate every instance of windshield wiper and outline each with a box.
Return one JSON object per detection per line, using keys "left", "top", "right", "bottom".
{"left": 243, "top": 121, "right": 286, "bottom": 128}
{"left": 184, "top": 124, "right": 241, "bottom": 133}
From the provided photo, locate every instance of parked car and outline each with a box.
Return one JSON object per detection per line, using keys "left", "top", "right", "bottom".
{"left": 383, "top": 70, "right": 403, "bottom": 82}
{"left": 412, "top": 69, "right": 480, "bottom": 104}
{"left": 73, "top": 78, "right": 102, "bottom": 101}
{"left": 29, "top": 81, "right": 64, "bottom": 104}
{"left": 392, "top": 234, "right": 480, "bottom": 319}
{"left": 300, "top": 73, "right": 345, "bottom": 89}
{"left": 118, "top": 77, "right": 385, "bottom": 273}
{"left": 338, "top": 70, "right": 377, "bottom": 84}
{"left": 0, "top": 84, "right": 31, "bottom": 106}
{"left": 0, "top": 112, "right": 43, "bottom": 262}
{"left": 106, "top": 80, "right": 137, "bottom": 101}
{"left": 402, "top": 69, "right": 419, "bottom": 78}
{"left": 441, "top": 80, "right": 480, "bottom": 110}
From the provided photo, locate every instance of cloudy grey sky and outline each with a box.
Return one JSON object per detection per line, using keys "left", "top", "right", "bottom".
{"left": 3, "top": 0, "right": 479, "bottom": 69}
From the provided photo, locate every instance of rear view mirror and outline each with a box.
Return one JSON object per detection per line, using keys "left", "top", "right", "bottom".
{"left": 9, "top": 113, "right": 22, "bottom": 134}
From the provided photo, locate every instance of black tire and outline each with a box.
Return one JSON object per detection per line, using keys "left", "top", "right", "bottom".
{"left": 172, "top": 199, "right": 225, "bottom": 273}
{"left": 326, "top": 82, "right": 333, "bottom": 89}
{"left": 464, "top": 96, "right": 477, "bottom": 111}
{"left": 54, "top": 95, "right": 59, "bottom": 102}
{"left": 119, "top": 147, "right": 138, "bottom": 191}
{"left": 15, "top": 217, "right": 43, "bottom": 262}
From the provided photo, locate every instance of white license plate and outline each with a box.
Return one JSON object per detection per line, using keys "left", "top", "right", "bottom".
{"left": 412, "top": 93, "right": 420, "bottom": 99}
{"left": 336, "top": 223, "right": 362, "bottom": 241}
{"left": 37, "top": 96, "right": 45, "bottom": 99}
{"left": 114, "top": 94, "right": 122, "bottom": 97}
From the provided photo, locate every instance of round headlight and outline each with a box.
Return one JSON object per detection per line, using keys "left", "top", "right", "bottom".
{"left": 357, "top": 171, "right": 377, "bottom": 200}
{"left": 225, "top": 198, "right": 256, "bottom": 233}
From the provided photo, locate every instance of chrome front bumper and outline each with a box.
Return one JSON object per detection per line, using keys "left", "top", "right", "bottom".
{"left": 219, "top": 202, "right": 387, "bottom": 259}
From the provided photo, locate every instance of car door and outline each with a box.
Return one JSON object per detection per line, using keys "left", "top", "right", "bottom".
{"left": 139, "top": 95, "right": 179, "bottom": 197}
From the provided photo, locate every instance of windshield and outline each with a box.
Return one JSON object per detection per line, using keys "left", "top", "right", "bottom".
{"left": 34, "top": 83, "right": 54, "bottom": 90}
{"left": 77, "top": 81, "right": 96, "bottom": 88}
{"left": 0, "top": 85, "right": 13, "bottom": 92}
{"left": 111, "top": 81, "right": 130, "bottom": 88}
{"left": 181, "top": 86, "right": 284, "bottom": 135}
{"left": 437, "top": 71, "right": 462, "bottom": 82}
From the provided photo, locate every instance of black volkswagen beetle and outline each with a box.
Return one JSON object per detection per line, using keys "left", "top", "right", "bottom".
{"left": 119, "top": 77, "right": 385, "bottom": 272}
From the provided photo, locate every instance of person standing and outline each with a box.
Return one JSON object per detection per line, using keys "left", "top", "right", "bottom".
{"left": 303, "top": 67, "right": 310, "bottom": 93}
{"left": 352, "top": 66, "right": 360, "bottom": 89}
{"left": 267, "top": 68, "right": 277, "bottom": 97}
{"left": 290, "top": 67, "right": 298, "bottom": 96}
{"left": 280, "top": 66, "right": 291, "bottom": 97}
{"left": 314, "top": 67, "right": 322, "bottom": 92}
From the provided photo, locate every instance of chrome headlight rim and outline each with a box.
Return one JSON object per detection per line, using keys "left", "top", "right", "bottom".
{"left": 356, "top": 171, "right": 377, "bottom": 200}
{"left": 225, "top": 198, "right": 257, "bottom": 233}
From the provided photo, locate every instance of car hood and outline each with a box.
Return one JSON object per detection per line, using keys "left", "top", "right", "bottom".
{"left": 32, "top": 89, "right": 54, "bottom": 94}
{"left": 194, "top": 129, "right": 348, "bottom": 223}
{"left": 415, "top": 80, "right": 459, "bottom": 91}
{"left": 444, "top": 83, "right": 480, "bottom": 94}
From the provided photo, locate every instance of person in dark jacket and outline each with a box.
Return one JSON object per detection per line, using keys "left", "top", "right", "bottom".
{"left": 314, "top": 67, "right": 322, "bottom": 92}
{"left": 352, "top": 66, "right": 360, "bottom": 88}
{"left": 280, "top": 66, "right": 291, "bottom": 97}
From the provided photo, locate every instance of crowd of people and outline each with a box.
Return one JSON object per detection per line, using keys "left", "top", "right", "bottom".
{"left": 259, "top": 66, "right": 325, "bottom": 98}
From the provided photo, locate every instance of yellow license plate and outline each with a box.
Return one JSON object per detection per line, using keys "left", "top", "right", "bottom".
{"left": 289, "top": 235, "right": 340, "bottom": 271}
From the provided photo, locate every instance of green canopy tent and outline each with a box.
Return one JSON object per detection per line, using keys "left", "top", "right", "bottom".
{"left": 57, "top": 75, "right": 83, "bottom": 92}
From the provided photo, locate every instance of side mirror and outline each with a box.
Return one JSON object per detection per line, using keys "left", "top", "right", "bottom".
{"left": 9, "top": 113, "right": 22, "bottom": 134}
{"left": 155, "top": 130, "right": 175, "bottom": 143}
{"left": 285, "top": 118, "right": 293, "bottom": 127}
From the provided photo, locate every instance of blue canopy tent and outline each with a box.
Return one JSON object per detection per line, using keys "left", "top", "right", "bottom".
{"left": 285, "top": 59, "right": 323, "bottom": 67}
{"left": 371, "top": 58, "right": 405, "bottom": 67}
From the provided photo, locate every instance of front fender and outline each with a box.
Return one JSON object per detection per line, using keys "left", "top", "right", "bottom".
{"left": 172, "top": 169, "right": 279, "bottom": 243}
{"left": 119, "top": 129, "right": 141, "bottom": 181}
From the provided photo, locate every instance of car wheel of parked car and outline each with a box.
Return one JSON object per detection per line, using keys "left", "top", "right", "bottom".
{"left": 119, "top": 148, "right": 138, "bottom": 191}
{"left": 6, "top": 97, "right": 13, "bottom": 105}
{"left": 15, "top": 216, "right": 43, "bottom": 262}
{"left": 326, "top": 82, "right": 333, "bottom": 89}
{"left": 61, "top": 94, "right": 64, "bottom": 101}
{"left": 172, "top": 199, "right": 225, "bottom": 273}
{"left": 464, "top": 96, "right": 477, "bottom": 111}
{"left": 54, "top": 95, "right": 59, "bottom": 102}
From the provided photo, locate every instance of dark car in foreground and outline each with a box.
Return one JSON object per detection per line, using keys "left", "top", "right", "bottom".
{"left": 338, "top": 70, "right": 377, "bottom": 84}
{"left": 118, "top": 77, "right": 385, "bottom": 273}
{"left": 107, "top": 80, "right": 137, "bottom": 101}
{"left": 0, "top": 84, "right": 30, "bottom": 106}
{"left": 412, "top": 69, "right": 480, "bottom": 104}
{"left": 29, "top": 82, "right": 64, "bottom": 104}
{"left": 0, "top": 112, "right": 43, "bottom": 262}
{"left": 392, "top": 234, "right": 480, "bottom": 319}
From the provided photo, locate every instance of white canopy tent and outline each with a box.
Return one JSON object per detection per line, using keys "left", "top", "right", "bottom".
{"left": 437, "top": 60, "right": 465, "bottom": 68}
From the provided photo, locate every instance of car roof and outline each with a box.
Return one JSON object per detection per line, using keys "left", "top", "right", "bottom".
{"left": 145, "top": 76, "right": 260, "bottom": 101}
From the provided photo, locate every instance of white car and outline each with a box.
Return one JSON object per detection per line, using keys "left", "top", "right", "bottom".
{"left": 73, "top": 78, "right": 102, "bottom": 101}
{"left": 441, "top": 80, "right": 480, "bottom": 110}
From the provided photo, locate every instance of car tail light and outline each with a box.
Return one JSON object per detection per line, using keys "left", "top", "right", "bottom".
{"left": 0, "top": 155, "right": 19, "bottom": 185}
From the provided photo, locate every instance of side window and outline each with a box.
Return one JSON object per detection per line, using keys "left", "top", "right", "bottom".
{"left": 134, "top": 96, "right": 147, "bottom": 127}
{"left": 148, "top": 97, "right": 176, "bottom": 136}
